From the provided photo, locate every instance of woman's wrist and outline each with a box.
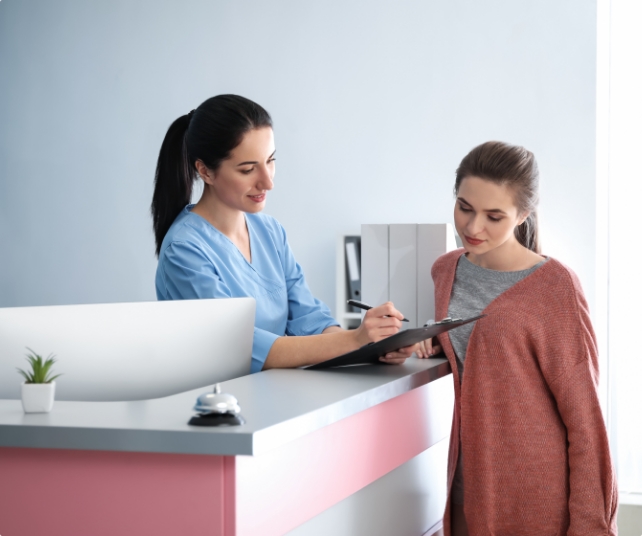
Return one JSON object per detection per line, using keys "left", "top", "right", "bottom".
{"left": 352, "top": 324, "right": 370, "bottom": 348}
{"left": 322, "top": 325, "right": 342, "bottom": 334}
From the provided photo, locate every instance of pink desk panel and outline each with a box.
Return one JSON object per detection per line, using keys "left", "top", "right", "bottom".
{"left": 0, "top": 379, "right": 451, "bottom": 536}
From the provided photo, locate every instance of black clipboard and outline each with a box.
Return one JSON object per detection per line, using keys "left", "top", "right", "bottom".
{"left": 305, "top": 315, "right": 485, "bottom": 370}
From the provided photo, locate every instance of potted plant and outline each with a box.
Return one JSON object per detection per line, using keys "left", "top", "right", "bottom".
{"left": 17, "top": 348, "right": 62, "bottom": 413}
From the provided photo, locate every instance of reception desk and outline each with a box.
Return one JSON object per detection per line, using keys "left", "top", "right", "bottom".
{"left": 0, "top": 358, "right": 453, "bottom": 536}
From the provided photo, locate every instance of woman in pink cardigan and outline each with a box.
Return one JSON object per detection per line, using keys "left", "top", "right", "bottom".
{"left": 421, "top": 141, "right": 618, "bottom": 535}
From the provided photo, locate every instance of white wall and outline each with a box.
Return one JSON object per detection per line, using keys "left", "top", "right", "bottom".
{"left": 606, "top": 0, "right": 642, "bottom": 500}
{"left": 0, "top": 0, "right": 596, "bottom": 317}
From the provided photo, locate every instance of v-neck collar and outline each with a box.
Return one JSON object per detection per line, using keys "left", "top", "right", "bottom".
{"left": 186, "top": 206, "right": 256, "bottom": 271}
{"left": 244, "top": 215, "right": 256, "bottom": 268}
{"left": 439, "top": 250, "right": 551, "bottom": 320}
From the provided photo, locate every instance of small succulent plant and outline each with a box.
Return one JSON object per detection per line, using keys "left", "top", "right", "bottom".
{"left": 16, "top": 348, "right": 62, "bottom": 384}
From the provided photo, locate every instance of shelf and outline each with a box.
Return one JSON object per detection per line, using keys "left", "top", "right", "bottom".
{"left": 336, "top": 233, "right": 362, "bottom": 330}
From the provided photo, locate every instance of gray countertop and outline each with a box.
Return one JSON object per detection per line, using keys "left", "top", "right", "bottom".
{"left": 0, "top": 358, "right": 451, "bottom": 457}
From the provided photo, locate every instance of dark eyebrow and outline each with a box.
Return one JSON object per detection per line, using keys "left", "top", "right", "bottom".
{"left": 457, "top": 197, "right": 507, "bottom": 215}
{"left": 236, "top": 150, "right": 276, "bottom": 167}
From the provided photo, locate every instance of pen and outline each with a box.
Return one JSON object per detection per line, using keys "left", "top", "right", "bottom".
{"left": 347, "top": 299, "right": 410, "bottom": 322}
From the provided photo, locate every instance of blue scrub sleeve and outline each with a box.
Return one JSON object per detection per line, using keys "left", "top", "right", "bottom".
{"left": 275, "top": 226, "right": 339, "bottom": 336}
{"left": 158, "top": 241, "right": 279, "bottom": 373}
{"left": 251, "top": 328, "right": 279, "bottom": 373}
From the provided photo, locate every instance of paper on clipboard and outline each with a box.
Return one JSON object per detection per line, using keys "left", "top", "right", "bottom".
{"left": 305, "top": 314, "right": 485, "bottom": 370}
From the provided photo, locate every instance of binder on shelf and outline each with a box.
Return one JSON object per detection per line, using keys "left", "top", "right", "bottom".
{"left": 417, "top": 223, "right": 458, "bottom": 327}
{"left": 389, "top": 224, "right": 418, "bottom": 327}
{"left": 361, "top": 223, "right": 458, "bottom": 328}
{"left": 361, "top": 224, "right": 389, "bottom": 309}
{"left": 344, "top": 236, "right": 362, "bottom": 313}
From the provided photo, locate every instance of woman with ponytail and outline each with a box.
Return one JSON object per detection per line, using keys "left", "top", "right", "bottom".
{"left": 421, "top": 142, "right": 617, "bottom": 535}
{"left": 152, "top": 95, "right": 413, "bottom": 373}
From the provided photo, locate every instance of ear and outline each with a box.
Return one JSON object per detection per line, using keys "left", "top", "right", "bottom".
{"left": 195, "top": 160, "right": 216, "bottom": 185}
{"left": 517, "top": 211, "right": 530, "bottom": 226}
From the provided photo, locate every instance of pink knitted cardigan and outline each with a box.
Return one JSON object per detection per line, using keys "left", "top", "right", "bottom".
{"left": 432, "top": 249, "right": 618, "bottom": 536}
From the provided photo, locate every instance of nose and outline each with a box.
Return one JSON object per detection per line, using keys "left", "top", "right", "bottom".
{"left": 256, "top": 164, "right": 274, "bottom": 191}
{"left": 466, "top": 214, "right": 485, "bottom": 236}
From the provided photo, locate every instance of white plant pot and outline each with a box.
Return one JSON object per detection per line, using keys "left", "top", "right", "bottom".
{"left": 21, "top": 381, "right": 56, "bottom": 413}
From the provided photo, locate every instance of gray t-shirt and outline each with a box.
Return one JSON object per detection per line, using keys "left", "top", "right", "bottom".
{"left": 448, "top": 253, "right": 546, "bottom": 505}
{"left": 448, "top": 254, "right": 547, "bottom": 381}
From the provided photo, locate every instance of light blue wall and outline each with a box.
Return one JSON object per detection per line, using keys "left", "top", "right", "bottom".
{"left": 0, "top": 0, "right": 596, "bottom": 314}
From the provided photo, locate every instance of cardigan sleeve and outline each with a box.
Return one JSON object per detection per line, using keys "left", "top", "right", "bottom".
{"left": 542, "top": 274, "right": 618, "bottom": 535}
{"left": 547, "top": 356, "right": 618, "bottom": 534}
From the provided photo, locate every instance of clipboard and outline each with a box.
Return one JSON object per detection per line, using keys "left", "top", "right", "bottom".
{"left": 305, "top": 315, "right": 485, "bottom": 370}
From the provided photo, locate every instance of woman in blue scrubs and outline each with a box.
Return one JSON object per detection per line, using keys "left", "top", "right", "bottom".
{"left": 151, "top": 94, "right": 413, "bottom": 372}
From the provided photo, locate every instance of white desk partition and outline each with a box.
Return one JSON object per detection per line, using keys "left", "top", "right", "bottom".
{"left": 0, "top": 298, "right": 255, "bottom": 401}
{"left": 361, "top": 224, "right": 457, "bottom": 328}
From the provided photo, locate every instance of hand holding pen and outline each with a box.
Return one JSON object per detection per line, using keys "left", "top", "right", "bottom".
{"left": 347, "top": 300, "right": 410, "bottom": 322}
{"left": 350, "top": 300, "right": 414, "bottom": 364}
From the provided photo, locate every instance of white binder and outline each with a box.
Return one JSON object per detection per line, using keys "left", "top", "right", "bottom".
{"left": 389, "top": 224, "right": 417, "bottom": 327}
{"left": 360, "top": 224, "right": 389, "bottom": 308}
{"left": 361, "top": 223, "right": 458, "bottom": 329}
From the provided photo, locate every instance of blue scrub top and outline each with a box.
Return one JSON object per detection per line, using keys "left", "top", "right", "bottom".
{"left": 155, "top": 206, "right": 338, "bottom": 373}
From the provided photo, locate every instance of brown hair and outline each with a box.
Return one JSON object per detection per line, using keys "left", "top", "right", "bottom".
{"left": 455, "top": 141, "right": 540, "bottom": 253}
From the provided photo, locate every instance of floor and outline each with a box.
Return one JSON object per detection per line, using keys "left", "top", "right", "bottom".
{"left": 427, "top": 504, "right": 641, "bottom": 536}
{"left": 619, "top": 504, "right": 642, "bottom": 536}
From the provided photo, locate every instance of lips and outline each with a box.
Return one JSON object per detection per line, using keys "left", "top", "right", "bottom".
{"left": 465, "top": 235, "right": 484, "bottom": 246}
{"left": 248, "top": 194, "right": 266, "bottom": 203}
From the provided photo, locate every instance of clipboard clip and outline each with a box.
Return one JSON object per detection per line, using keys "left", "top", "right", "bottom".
{"left": 423, "top": 317, "right": 462, "bottom": 327}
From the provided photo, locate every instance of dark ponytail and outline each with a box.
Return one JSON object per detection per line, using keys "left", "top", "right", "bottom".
{"left": 454, "top": 141, "right": 541, "bottom": 254}
{"left": 151, "top": 95, "right": 272, "bottom": 256}
{"left": 151, "top": 114, "right": 194, "bottom": 256}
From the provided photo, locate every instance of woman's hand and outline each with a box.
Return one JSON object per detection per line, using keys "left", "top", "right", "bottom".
{"left": 354, "top": 301, "right": 404, "bottom": 346}
{"left": 380, "top": 337, "right": 443, "bottom": 364}
{"left": 379, "top": 344, "right": 415, "bottom": 364}
{"left": 353, "top": 301, "right": 413, "bottom": 365}
{"left": 415, "top": 337, "right": 443, "bottom": 358}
